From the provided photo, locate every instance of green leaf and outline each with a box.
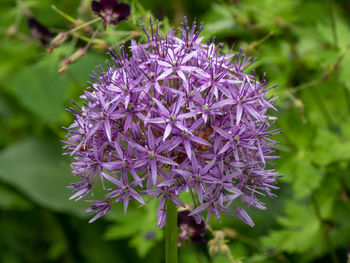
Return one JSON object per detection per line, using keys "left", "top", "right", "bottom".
{"left": 261, "top": 201, "right": 322, "bottom": 253}
{"left": 279, "top": 151, "right": 323, "bottom": 199}
{"left": 0, "top": 184, "right": 32, "bottom": 210}
{"left": 311, "top": 126, "right": 350, "bottom": 166}
{"left": 202, "top": 3, "right": 236, "bottom": 38}
{"left": 0, "top": 138, "right": 87, "bottom": 216}
{"left": 11, "top": 60, "right": 68, "bottom": 123}
{"left": 316, "top": 17, "right": 350, "bottom": 49}
{"left": 314, "top": 176, "right": 338, "bottom": 220}
{"left": 104, "top": 202, "right": 163, "bottom": 258}
{"left": 339, "top": 50, "right": 350, "bottom": 91}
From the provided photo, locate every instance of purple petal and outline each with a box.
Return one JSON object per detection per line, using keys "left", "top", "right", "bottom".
{"left": 156, "top": 155, "right": 178, "bottom": 166}
{"left": 123, "top": 196, "right": 129, "bottom": 214}
{"left": 163, "top": 123, "right": 172, "bottom": 141}
{"left": 151, "top": 159, "right": 158, "bottom": 184}
{"left": 236, "top": 207, "right": 255, "bottom": 227}
{"left": 188, "top": 135, "right": 211, "bottom": 146}
{"left": 189, "top": 202, "right": 210, "bottom": 216}
{"left": 236, "top": 104, "right": 243, "bottom": 125}
{"left": 218, "top": 142, "right": 231, "bottom": 155}
{"left": 148, "top": 126, "right": 156, "bottom": 150}
{"left": 184, "top": 140, "right": 192, "bottom": 160}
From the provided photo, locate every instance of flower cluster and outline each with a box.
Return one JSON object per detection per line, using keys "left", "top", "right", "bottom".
{"left": 64, "top": 18, "right": 280, "bottom": 227}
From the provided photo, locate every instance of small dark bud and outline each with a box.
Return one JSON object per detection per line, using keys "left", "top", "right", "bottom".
{"left": 177, "top": 209, "right": 205, "bottom": 246}
{"left": 27, "top": 17, "right": 53, "bottom": 45}
{"left": 144, "top": 231, "right": 156, "bottom": 240}
{"left": 91, "top": 0, "right": 130, "bottom": 26}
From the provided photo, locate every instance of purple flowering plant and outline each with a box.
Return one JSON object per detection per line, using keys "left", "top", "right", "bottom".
{"left": 64, "top": 17, "right": 280, "bottom": 231}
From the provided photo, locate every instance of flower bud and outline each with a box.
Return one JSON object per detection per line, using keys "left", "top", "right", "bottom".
{"left": 219, "top": 243, "right": 231, "bottom": 257}
{"left": 223, "top": 227, "right": 237, "bottom": 239}
{"left": 208, "top": 231, "right": 226, "bottom": 257}
{"left": 68, "top": 48, "right": 86, "bottom": 63}
{"left": 92, "top": 39, "right": 109, "bottom": 52}
{"left": 294, "top": 98, "right": 304, "bottom": 109}
{"left": 7, "top": 25, "right": 17, "bottom": 37}
{"left": 208, "top": 241, "right": 219, "bottom": 257}
{"left": 48, "top": 32, "right": 67, "bottom": 52}
{"left": 131, "top": 31, "right": 140, "bottom": 37}
{"left": 91, "top": 0, "right": 130, "bottom": 26}
{"left": 58, "top": 58, "right": 71, "bottom": 75}
{"left": 214, "top": 230, "right": 225, "bottom": 241}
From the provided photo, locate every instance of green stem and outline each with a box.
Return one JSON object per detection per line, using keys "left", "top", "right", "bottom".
{"left": 84, "top": 21, "right": 103, "bottom": 50}
{"left": 165, "top": 199, "right": 177, "bottom": 263}
{"left": 309, "top": 86, "right": 334, "bottom": 130}
{"left": 68, "top": 17, "right": 101, "bottom": 34}
{"left": 51, "top": 5, "right": 76, "bottom": 24}
{"left": 327, "top": 0, "right": 338, "bottom": 48}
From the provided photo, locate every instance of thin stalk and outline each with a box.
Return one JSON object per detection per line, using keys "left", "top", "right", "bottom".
{"left": 326, "top": 0, "right": 350, "bottom": 118}
{"left": 131, "top": 0, "right": 146, "bottom": 13}
{"left": 71, "top": 32, "right": 90, "bottom": 43}
{"left": 84, "top": 22, "right": 103, "bottom": 50}
{"left": 165, "top": 199, "right": 177, "bottom": 263}
{"left": 51, "top": 5, "right": 76, "bottom": 24}
{"left": 327, "top": 0, "right": 338, "bottom": 48}
{"left": 68, "top": 17, "right": 101, "bottom": 34}
{"left": 344, "top": 86, "right": 350, "bottom": 116}
{"left": 247, "top": 31, "right": 274, "bottom": 53}
{"left": 309, "top": 86, "right": 334, "bottom": 130}
{"left": 189, "top": 188, "right": 198, "bottom": 208}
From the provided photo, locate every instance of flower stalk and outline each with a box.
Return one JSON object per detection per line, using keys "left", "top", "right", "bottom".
{"left": 165, "top": 199, "right": 178, "bottom": 263}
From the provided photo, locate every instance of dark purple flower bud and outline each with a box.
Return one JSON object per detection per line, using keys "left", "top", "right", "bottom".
{"left": 178, "top": 209, "right": 205, "bottom": 245}
{"left": 91, "top": 0, "right": 130, "bottom": 26}
{"left": 27, "top": 17, "right": 52, "bottom": 45}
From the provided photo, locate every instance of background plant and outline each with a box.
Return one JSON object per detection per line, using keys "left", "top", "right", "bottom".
{"left": 0, "top": 0, "right": 350, "bottom": 262}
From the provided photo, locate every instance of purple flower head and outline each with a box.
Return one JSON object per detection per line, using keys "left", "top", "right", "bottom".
{"left": 64, "top": 17, "right": 280, "bottom": 228}
{"left": 91, "top": 0, "right": 130, "bottom": 26}
{"left": 27, "top": 17, "right": 53, "bottom": 45}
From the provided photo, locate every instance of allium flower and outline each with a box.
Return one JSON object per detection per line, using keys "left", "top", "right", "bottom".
{"left": 64, "top": 18, "right": 280, "bottom": 228}
{"left": 91, "top": 0, "right": 130, "bottom": 26}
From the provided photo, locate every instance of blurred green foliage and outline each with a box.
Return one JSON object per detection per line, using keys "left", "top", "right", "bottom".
{"left": 1, "top": 0, "right": 350, "bottom": 262}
